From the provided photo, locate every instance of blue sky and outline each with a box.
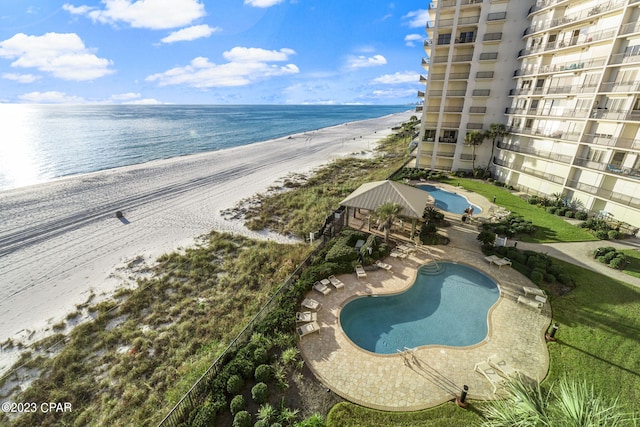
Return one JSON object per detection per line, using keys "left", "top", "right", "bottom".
{"left": 0, "top": 1, "right": 428, "bottom": 104}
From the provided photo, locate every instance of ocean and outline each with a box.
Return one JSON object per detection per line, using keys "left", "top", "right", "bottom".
{"left": 0, "top": 104, "right": 410, "bottom": 192}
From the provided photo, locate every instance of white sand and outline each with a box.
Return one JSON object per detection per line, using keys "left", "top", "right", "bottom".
{"left": 0, "top": 110, "right": 414, "bottom": 370}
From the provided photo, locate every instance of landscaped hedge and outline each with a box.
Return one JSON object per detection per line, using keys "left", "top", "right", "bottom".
{"left": 594, "top": 247, "right": 629, "bottom": 270}
{"left": 481, "top": 215, "right": 537, "bottom": 238}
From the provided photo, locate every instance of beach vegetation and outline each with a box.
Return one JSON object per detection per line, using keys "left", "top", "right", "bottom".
{"left": 373, "top": 202, "right": 403, "bottom": 242}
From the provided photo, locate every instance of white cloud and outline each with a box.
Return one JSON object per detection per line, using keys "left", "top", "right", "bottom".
{"left": 146, "top": 47, "right": 298, "bottom": 88}
{"left": 403, "top": 9, "right": 428, "bottom": 28}
{"left": 110, "top": 92, "right": 141, "bottom": 101}
{"left": 2, "top": 72, "right": 40, "bottom": 83}
{"left": 346, "top": 54, "right": 387, "bottom": 69}
{"left": 123, "top": 97, "right": 164, "bottom": 104}
{"left": 371, "top": 71, "right": 419, "bottom": 85}
{"left": 63, "top": 0, "right": 206, "bottom": 30}
{"left": 244, "top": 0, "right": 284, "bottom": 8}
{"left": 19, "top": 91, "right": 86, "bottom": 104}
{"left": 161, "top": 24, "right": 219, "bottom": 43}
{"left": 404, "top": 33, "right": 423, "bottom": 47}
{"left": 0, "top": 32, "right": 114, "bottom": 81}
{"left": 370, "top": 88, "right": 417, "bottom": 98}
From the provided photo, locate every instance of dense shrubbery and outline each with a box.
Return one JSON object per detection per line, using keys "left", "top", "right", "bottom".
{"left": 392, "top": 167, "right": 447, "bottom": 182}
{"left": 594, "top": 247, "right": 629, "bottom": 270}
{"left": 580, "top": 218, "right": 624, "bottom": 240}
{"left": 482, "top": 215, "right": 537, "bottom": 238}
{"left": 419, "top": 206, "right": 450, "bottom": 245}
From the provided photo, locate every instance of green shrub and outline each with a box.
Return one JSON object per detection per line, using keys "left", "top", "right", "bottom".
{"left": 556, "top": 207, "right": 567, "bottom": 216}
{"left": 546, "top": 206, "right": 557, "bottom": 214}
{"left": 255, "top": 364, "right": 272, "bottom": 382}
{"left": 565, "top": 210, "right": 575, "bottom": 218}
{"left": 609, "top": 256, "right": 628, "bottom": 270}
{"left": 558, "top": 273, "right": 571, "bottom": 285}
{"left": 253, "top": 347, "right": 269, "bottom": 364}
{"left": 544, "top": 273, "right": 556, "bottom": 284}
{"left": 608, "top": 230, "right": 621, "bottom": 240}
{"left": 595, "top": 230, "right": 609, "bottom": 240}
{"left": 191, "top": 401, "right": 219, "bottom": 427}
{"left": 528, "top": 195, "right": 540, "bottom": 204}
{"left": 603, "top": 251, "right": 617, "bottom": 263}
{"left": 230, "top": 395, "right": 246, "bottom": 416}
{"left": 233, "top": 411, "right": 252, "bottom": 427}
{"left": 530, "top": 270, "right": 544, "bottom": 285}
{"left": 477, "top": 230, "right": 496, "bottom": 247}
{"left": 252, "top": 382, "right": 268, "bottom": 404}
{"left": 227, "top": 374, "right": 244, "bottom": 394}
{"left": 254, "top": 420, "right": 268, "bottom": 427}
{"left": 575, "top": 211, "right": 588, "bottom": 220}
{"left": 324, "top": 240, "right": 357, "bottom": 263}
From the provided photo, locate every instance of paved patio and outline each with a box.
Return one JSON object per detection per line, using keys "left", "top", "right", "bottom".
{"left": 298, "top": 183, "right": 552, "bottom": 410}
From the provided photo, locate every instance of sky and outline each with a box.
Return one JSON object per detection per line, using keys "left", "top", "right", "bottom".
{"left": 0, "top": 0, "right": 428, "bottom": 105}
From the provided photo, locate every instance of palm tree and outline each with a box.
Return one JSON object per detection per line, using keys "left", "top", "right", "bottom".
{"left": 464, "top": 130, "right": 484, "bottom": 172}
{"left": 484, "top": 123, "right": 507, "bottom": 174}
{"left": 374, "top": 202, "right": 403, "bottom": 242}
{"left": 480, "top": 376, "right": 639, "bottom": 427}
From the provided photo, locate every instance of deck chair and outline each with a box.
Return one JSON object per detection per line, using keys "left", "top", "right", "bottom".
{"left": 493, "top": 257, "right": 512, "bottom": 268}
{"left": 296, "top": 311, "right": 317, "bottom": 323}
{"left": 355, "top": 264, "right": 367, "bottom": 279}
{"left": 484, "top": 255, "right": 500, "bottom": 264}
{"left": 313, "top": 280, "right": 331, "bottom": 295}
{"left": 475, "top": 361, "right": 507, "bottom": 393}
{"left": 328, "top": 275, "right": 345, "bottom": 289}
{"left": 297, "top": 321, "right": 320, "bottom": 338}
{"left": 301, "top": 298, "right": 321, "bottom": 311}
{"left": 375, "top": 260, "right": 392, "bottom": 271}
{"left": 517, "top": 295, "right": 543, "bottom": 311}
{"left": 390, "top": 250, "right": 408, "bottom": 259}
{"left": 523, "top": 286, "right": 545, "bottom": 298}
{"left": 487, "top": 354, "right": 519, "bottom": 378}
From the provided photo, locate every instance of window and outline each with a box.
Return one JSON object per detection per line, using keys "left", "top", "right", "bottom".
{"left": 479, "top": 52, "right": 498, "bottom": 60}
{"left": 588, "top": 149, "right": 605, "bottom": 163}
{"left": 530, "top": 99, "right": 539, "bottom": 109}
{"left": 525, "top": 118, "right": 534, "bottom": 129}
{"left": 437, "top": 33, "right": 452, "bottom": 45}
{"left": 633, "top": 97, "right": 640, "bottom": 111}
{"left": 487, "top": 12, "right": 506, "bottom": 21}
{"left": 476, "top": 71, "right": 494, "bottom": 78}
{"left": 442, "top": 130, "right": 457, "bottom": 141}
{"left": 458, "top": 31, "right": 475, "bottom": 43}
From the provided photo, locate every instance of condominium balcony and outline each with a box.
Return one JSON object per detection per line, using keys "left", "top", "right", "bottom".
{"left": 599, "top": 81, "right": 640, "bottom": 93}
{"left": 514, "top": 56, "right": 607, "bottom": 77}
{"left": 438, "top": 137, "right": 458, "bottom": 143}
{"left": 528, "top": 0, "right": 569, "bottom": 15}
{"left": 417, "top": 90, "right": 425, "bottom": 98}
{"left": 609, "top": 52, "right": 640, "bottom": 65}
{"left": 582, "top": 134, "right": 640, "bottom": 150}
{"left": 466, "top": 122, "right": 483, "bottom": 130}
{"left": 520, "top": 166, "right": 566, "bottom": 184}
{"left": 507, "top": 126, "right": 582, "bottom": 142}
{"left": 566, "top": 180, "right": 640, "bottom": 209}
{"left": 436, "top": 151, "right": 456, "bottom": 158}
{"left": 519, "top": 29, "right": 616, "bottom": 57}
{"left": 429, "top": 72, "right": 470, "bottom": 80}
{"left": 509, "top": 84, "right": 597, "bottom": 97}
{"left": 423, "top": 106, "right": 463, "bottom": 113}
{"left": 573, "top": 158, "right": 640, "bottom": 180}
{"left": 590, "top": 109, "right": 640, "bottom": 121}
{"left": 527, "top": 0, "right": 626, "bottom": 34}
{"left": 440, "top": 0, "right": 484, "bottom": 9}
{"left": 620, "top": 21, "right": 640, "bottom": 36}
{"left": 497, "top": 142, "right": 573, "bottom": 163}
{"left": 468, "top": 106, "right": 487, "bottom": 114}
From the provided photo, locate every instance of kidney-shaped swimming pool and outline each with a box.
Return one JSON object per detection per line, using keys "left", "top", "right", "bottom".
{"left": 340, "top": 262, "right": 500, "bottom": 354}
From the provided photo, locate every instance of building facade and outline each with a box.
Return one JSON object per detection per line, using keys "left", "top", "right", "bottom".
{"left": 417, "top": 0, "right": 640, "bottom": 227}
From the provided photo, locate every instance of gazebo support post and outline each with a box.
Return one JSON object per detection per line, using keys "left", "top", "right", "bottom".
{"left": 410, "top": 219, "right": 417, "bottom": 240}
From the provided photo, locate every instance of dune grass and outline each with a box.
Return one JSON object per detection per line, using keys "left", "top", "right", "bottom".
{"left": 326, "top": 258, "right": 640, "bottom": 426}
{"left": 440, "top": 177, "right": 597, "bottom": 243}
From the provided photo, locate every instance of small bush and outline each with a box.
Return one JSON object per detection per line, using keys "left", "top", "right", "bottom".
{"left": 575, "top": 211, "right": 588, "bottom": 220}
{"left": 227, "top": 374, "right": 244, "bottom": 394}
{"left": 595, "top": 230, "right": 609, "bottom": 240}
{"left": 556, "top": 208, "right": 567, "bottom": 216}
{"left": 254, "top": 420, "right": 268, "bottom": 427}
{"left": 255, "top": 364, "right": 272, "bottom": 382}
{"left": 233, "top": 411, "right": 252, "bottom": 427}
{"left": 530, "top": 270, "right": 544, "bottom": 285}
{"left": 230, "top": 395, "right": 246, "bottom": 416}
{"left": 546, "top": 206, "right": 557, "bottom": 214}
{"left": 603, "top": 251, "right": 617, "bottom": 263}
{"left": 253, "top": 347, "right": 269, "bottom": 364}
{"left": 608, "top": 230, "right": 621, "bottom": 240}
{"left": 565, "top": 210, "right": 575, "bottom": 218}
{"left": 191, "top": 401, "right": 219, "bottom": 427}
{"left": 252, "top": 382, "right": 268, "bottom": 404}
{"left": 610, "top": 256, "right": 628, "bottom": 270}
{"left": 558, "top": 273, "right": 571, "bottom": 285}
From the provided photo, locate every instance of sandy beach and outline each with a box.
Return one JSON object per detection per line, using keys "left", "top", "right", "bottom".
{"left": 0, "top": 110, "right": 414, "bottom": 370}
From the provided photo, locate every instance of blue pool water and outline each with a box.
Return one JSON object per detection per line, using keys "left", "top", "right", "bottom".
{"left": 340, "top": 262, "right": 499, "bottom": 354}
{"left": 419, "top": 184, "right": 481, "bottom": 215}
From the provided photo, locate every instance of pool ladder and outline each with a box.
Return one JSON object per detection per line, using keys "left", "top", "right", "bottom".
{"left": 420, "top": 249, "right": 443, "bottom": 275}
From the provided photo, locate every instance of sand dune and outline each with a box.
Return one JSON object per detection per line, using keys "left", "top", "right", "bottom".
{"left": 0, "top": 111, "right": 414, "bottom": 362}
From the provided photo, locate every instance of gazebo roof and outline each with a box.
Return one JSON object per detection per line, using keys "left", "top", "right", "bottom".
{"left": 339, "top": 180, "right": 434, "bottom": 219}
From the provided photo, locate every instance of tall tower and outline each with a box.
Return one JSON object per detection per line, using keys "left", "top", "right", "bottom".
{"left": 417, "top": 0, "right": 640, "bottom": 229}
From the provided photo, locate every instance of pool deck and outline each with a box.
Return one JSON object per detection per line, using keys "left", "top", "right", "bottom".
{"left": 298, "top": 184, "right": 552, "bottom": 410}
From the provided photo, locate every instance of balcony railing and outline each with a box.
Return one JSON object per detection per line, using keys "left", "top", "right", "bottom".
{"left": 528, "top": 0, "right": 570, "bottom": 15}
{"left": 466, "top": 122, "right": 483, "bottom": 129}
{"left": 497, "top": 142, "right": 573, "bottom": 163}
{"left": 459, "top": 153, "right": 476, "bottom": 161}
{"left": 436, "top": 152, "right": 456, "bottom": 158}
{"left": 599, "top": 81, "right": 640, "bottom": 93}
{"left": 620, "top": 21, "right": 640, "bottom": 35}
{"left": 483, "top": 32, "right": 502, "bottom": 42}
{"left": 609, "top": 52, "right": 640, "bottom": 65}
{"left": 507, "top": 126, "right": 582, "bottom": 141}
{"left": 520, "top": 166, "right": 566, "bottom": 184}
{"left": 590, "top": 109, "right": 640, "bottom": 121}
{"left": 441, "top": 0, "right": 485, "bottom": 8}
{"left": 528, "top": 0, "right": 626, "bottom": 34}
{"left": 476, "top": 71, "right": 494, "bottom": 78}
{"left": 566, "top": 180, "right": 640, "bottom": 208}
{"left": 469, "top": 106, "right": 487, "bottom": 113}
{"left": 439, "top": 137, "right": 457, "bottom": 143}
{"left": 440, "top": 121, "right": 462, "bottom": 128}
{"left": 582, "top": 134, "right": 640, "bottom": 150}
{"left": 429, "top": 72, "right": 470, "bottom": 80}
{"left": 514, "top": 56, "right": 607, "bottom": 77}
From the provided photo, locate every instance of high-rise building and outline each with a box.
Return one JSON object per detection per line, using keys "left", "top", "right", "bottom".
{"left": 417, "top": 0, "right": 640, "bottom": 228}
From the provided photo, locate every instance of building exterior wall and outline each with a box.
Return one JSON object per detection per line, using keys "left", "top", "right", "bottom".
{"left": 417, "top": 0, "right": 640, "bottom": 229}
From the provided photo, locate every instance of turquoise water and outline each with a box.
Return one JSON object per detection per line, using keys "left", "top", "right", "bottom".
{"left": 340, "top": 262, "right": 499, "bottom": 354}
{"left": 419, "top": 184, "right": 482, "bottom": 215}
{"left": 0, "top": 104, "right": 408, "bottom": 191}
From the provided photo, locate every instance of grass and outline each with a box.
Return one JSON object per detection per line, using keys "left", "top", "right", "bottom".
{"left": 441, "top": 177, "right": 597, "bottom": 243}
{"left": 620, "top": 249, "right": 640, "bottom": 279}
{"left": 326, "top": 258, "right": 640, "bottom": 426}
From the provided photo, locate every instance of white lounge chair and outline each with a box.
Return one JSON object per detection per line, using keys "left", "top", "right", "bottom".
{"left": 375, "top": 260, "right": 392, "bottom": 271}
{"left": 523, "top": 286, "right": 545, "bottom": 298}
{"left": 390, "top": 250, "right": 407, "bottom": 259}
{"left": 517, "top": 295, "right": 543, "bottom": 311}
{"left": 484, "top": 255, "right": 500, "bottom": 264}
{"left": 296, "top": 311, "right": 317, "bottom": 323}
{"left": 327, "top": 275, "right": 344, "bottom": 289}
{"left": 301, "top": 298, "right": 321, "bottom": 311}
{"left": 493, "top": 257, "right": 512, "bottom": 268}
{"left": 475, "top": 361, "right": 507, "bottom": 393}
{"left": 487, "top": 354, "right": 519, "bottom": 378}
{"left": 355, "top": 264, "right": 367, "bottom": 279}
{"left": 313, "top": 280, "right": 331, "bottom": 295}
{"left": 297, "top": 321, "right": 320, "bottom": 338}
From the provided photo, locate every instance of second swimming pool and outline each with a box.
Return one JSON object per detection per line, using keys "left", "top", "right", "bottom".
{"left": 418, "top": 184, "right": 481, "bottom": 215}
{"left": 340, "top": 262, "right": 499, "bottom": 354}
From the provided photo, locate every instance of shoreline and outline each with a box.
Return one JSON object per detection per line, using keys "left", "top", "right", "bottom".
{"left": 0, "top": 110, "right": 415, "bottom": 374}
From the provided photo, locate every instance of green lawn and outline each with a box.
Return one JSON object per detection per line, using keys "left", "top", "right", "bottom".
{"left": 327, "top": 259, "right": 640, "bottom": 426}
{"left": 620, "top": 248, "right": 640, "bottom": 279}
{"left": 441, "top": 177, "right": 597, "bottom": 243}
